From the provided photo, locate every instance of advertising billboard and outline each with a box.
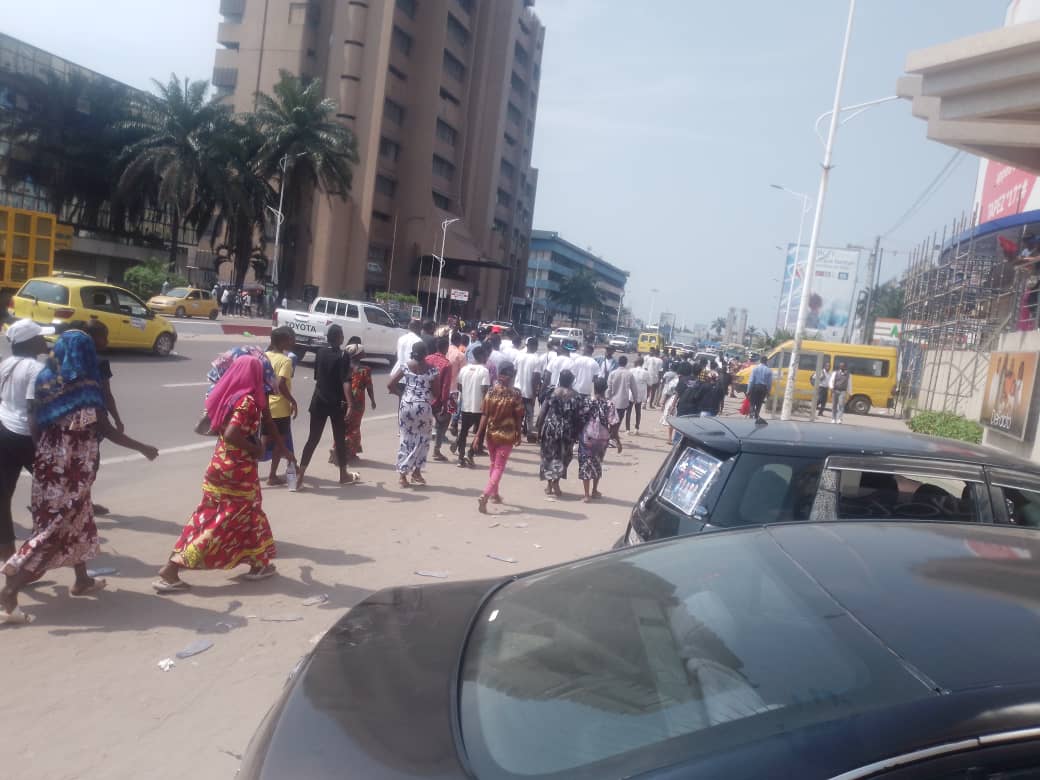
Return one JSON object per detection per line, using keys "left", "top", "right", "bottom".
{"left": 981, "top": 351, "right": 1039, "bottom": 441}
{"left": 776, "top": 245, "right": 860, "bottom": 340}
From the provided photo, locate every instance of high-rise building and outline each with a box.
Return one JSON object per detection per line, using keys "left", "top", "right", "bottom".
{"left": 737, "top": 308, "right": 748, "bottom": 345}
{"left": 213, "top": 0, "right": 544, "bottom": 320}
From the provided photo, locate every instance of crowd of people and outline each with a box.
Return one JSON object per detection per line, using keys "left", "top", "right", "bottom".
{"left": 209, "top": 284, "right": 285, "bottom": 319}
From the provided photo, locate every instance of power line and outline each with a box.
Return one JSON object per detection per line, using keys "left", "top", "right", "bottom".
{"left": 881, "top": 150, "right": 965, "bottom": 239}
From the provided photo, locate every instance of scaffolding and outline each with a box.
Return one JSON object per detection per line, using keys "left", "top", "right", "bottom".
{"left": 898, "top": 207, "right": 1031, "bottom": 417}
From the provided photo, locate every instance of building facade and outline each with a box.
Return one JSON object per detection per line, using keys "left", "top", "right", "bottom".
{"left": 214, "top": 0, "right": 544, "bottom": 319}
{"left": 527, "top": 229, "right": 629, "bottom": 331}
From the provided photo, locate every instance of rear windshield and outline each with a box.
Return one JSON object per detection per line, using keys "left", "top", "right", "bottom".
{"left": 166, "top": 287, "right": 189, "bottom": 298}
{"left": 459, "top": 531, "right": 927, "bottom": 778}
{"left": 17, "top": 280, "right": 68, "bottom": 305}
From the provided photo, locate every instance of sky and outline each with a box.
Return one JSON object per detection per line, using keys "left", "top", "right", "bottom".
{"left": 4, "top": 0, "right": 1007, "bottom": 331}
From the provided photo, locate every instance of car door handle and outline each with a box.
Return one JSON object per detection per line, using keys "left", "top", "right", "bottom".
{"left": 122, "top": 319, "right": 130, "bottom": 324}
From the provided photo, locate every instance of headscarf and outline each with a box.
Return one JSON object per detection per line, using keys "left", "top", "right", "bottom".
{"left": 34, "top": 330, "right": 106, "bottom": 430}
{"left": 205, "top": 355, "right": 268, "bottom": 430}
{"left": 207, "top": 345, "right": 276, "bottom": 395}
{"left": 344, "top": 343, "right": 364, "bottom": 359}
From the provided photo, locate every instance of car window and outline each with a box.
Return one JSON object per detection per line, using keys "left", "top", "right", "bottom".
{"left": 187, "top": 291, "right": 200, "bottom": 299}
{"left": 346, "top": 303, "right": 359, "bottom": 318}
{"left": 710, "top": 454, "right": 821, "bottom": 527}
{"left": 998, "top": 486, "right": 1040, "bottom": 528}
{"left": 314, "top": 299, "right": 327, "bottom": 313}
{"left": 113, "top": 290, "right": 149, "bottom": 318}
{"left": 166, "top": 287, "right": 189, "bottom": 298}
{"left": 201, "top": 291, "right": 211, "bottom": 300}
{"left": 835, "top": 355, "right": 890, "bottom": 377}
{"left": 18, "top": 280, "right": 68, "bottom": 305}
{"left": 658, "top": 447, "right": 724, "bottom": 515}
{"left": 835, "top": 470, "right": 980, "bottom": 522}
{"left": 459, "top": 530, "right": 929, "bottom": 779}
{"left": 80, "top": 286, "right": 117, "bottom": 312}
{"left": 364, "top": 306, "right": 396, "bottom": 328}
{"left": 333, "top": 301, "right": 347, "bottom": 316}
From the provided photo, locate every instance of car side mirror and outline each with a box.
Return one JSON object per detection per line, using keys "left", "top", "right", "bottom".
{"left": 692, "top": 505, "right": 709, "bottom": 522}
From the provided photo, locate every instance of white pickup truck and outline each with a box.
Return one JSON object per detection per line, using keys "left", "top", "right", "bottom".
{"left": 273, "top": 297, "right": 406, "bottom": 362}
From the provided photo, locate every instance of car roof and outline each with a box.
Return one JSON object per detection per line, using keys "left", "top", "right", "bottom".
{"left": 19, "top": 275, "right": 138, "bottom": 296}
{"left": 671, "top": 415, "right": 1040, "bottom": 472}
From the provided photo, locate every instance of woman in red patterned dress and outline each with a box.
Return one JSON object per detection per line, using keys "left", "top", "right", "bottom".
{"left": 153, "top": 356, "right": 276, "bottom": 591}
{"left": 329, "top": 342, "right": 376, "bottom": 464}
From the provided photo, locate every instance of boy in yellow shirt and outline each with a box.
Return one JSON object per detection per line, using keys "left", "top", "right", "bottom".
{"left": 265, "top": 327, "right": 299, "bottom": 485}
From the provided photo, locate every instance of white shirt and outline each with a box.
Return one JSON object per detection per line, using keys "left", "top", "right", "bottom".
{"left": 547, "top": 352, "right": 571, "bottom": 386}
{"left": 570, "top": 355, "right": 600, "bottom": 395}
{"left": 395, "top": 332, "right": 422, "bottom": 372}
{"left": 458, "top": 364, "right": 491, "bottom": 413}
{"left": 514, "top": 351, "right": 542, "bottom": 399}
{"left": 607, "top": 367, "right": 638, "bottom": 410}
{"left": 631, "top": 367, "right": 650, "bottom": 404}
{"left": 828, "top": 370, "right": 853, "bottom": 394}
{"left": 0, "top": 356, "right": 44, "bottom": 436}
{"left": 487, "top": 348, "right": 508, "bottom": 375}
{"left": 221, "top": 290, "right": 230, "bottom": 303}
{"left": 644, "top": 356, "right": 663, "bottom": 384}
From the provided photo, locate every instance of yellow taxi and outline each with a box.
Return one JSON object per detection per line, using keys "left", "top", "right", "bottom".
{"left": 147, "top": 286, "right": 220, "bottom": 319}
{"left": 9, "top": 275, "right": 178, "bottom": 356}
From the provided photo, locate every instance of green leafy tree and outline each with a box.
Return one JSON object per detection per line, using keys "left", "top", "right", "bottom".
{"left": 550, "top": 271, "right": 603, "bottom": 326}
{"left": 711, "top": 317, "right": 727, "bottom": 338}
{"left": 745, "top": 325, "right": 759, "bottom": 345}
{"left": 254, "top": 71, "right": 359, "bottom": 289}
{"left": 119, "top": 75, "right": 229, "bottom": 269}
{"left": 123, "top": 258, "right": 188, "bottom": 299}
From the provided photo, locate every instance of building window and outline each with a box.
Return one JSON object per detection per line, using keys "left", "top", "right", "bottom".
{"left": 379, "top": 137, "right": 401, "bottom": 162}
{"left": 493, "top": 218, "right": 508, "bottom": 234}
{"left": 446, "top": 13, "right": 470, "bottom": 47}
{"left": 526, "top": 119, "right": 533, "bottom": 137}
{"left": 510, "top": 72, "right": 527, "bottom": 95}
{"left": 396, "top": 0, "right": 417, "bottom": 19}
{"left": 454, "top": 0, "right": 473, "bottom": 14}
{"left": 288, "top": 2, "right": 309, "bottom": 24}
{"left": 439, "top": 87, "right": 460, "bottom": 106}
{"left": 392, "top": 26, "right": 413, "bottom": 56}
{"left": 497, "top": 189, "right": 513, "bottom": 208}
{"left": 443, "top": 50, "right": 465, "bottom": 83}
{"left": 372, "top": 210, "right": 392, "bottom": 223}
{"left": 383, "top": 97, "right": 405, "bottom": 125}
{"left": 500, "top": 158, "right": 516, "bottom": 182}
{"left": 504, "top": 132, "right": 517, "bottom": 147}
{"left": 514, "top": 42, "right": 529, "bottom": 67}
{"left": 432, "top": 191, "right": 452, "bottom": 210}
{"left": 506, "top": 101, "right": 522, "bottom": 125}
{"left": 533, "top": 63, "right": 541, "bottom": 82}
{"left": 388, "top": 64, "right": 407, "bottom": 82}
{"left": 435, "top": 119, "right": 458, "bottom": 146}
{"left": 375, "top": 175, "right": 397, "bottom": 197}
{"left": 432, "top": 155, "right": 456, "bottom": 182}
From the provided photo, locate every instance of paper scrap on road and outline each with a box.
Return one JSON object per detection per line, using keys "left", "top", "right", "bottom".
{"left": 415, "top": 570, "right": 448, "bottom": 579}
{"left": 512, "top": 522, "right": 528, "bottom": 528}
{"left": 302, "top": 594, "right": 329, "bottom": 606}
{"left": 260, "top": 615, "right": 303, "bottom": 622}
{"left": 488, "top": 522, "right": 500, "bottom": 528}
{"left": 157, "top": 658, "right": 176, "bottom": 672}
{"left": 533, "top": 543, "right": 543, "bottom": 549}
{"left": 176, "top": 639, "right": 214, "bottom": 659}
{"left": 487, "top": 553, "right": 517, "bottom": 564}
{"left": 86, "top": 567, "right": 118, "bottom": 577}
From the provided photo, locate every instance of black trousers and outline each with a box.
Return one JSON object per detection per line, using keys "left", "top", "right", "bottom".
{"left": 457, "top": 411, "right": 482, "bottom": 461}
{"left": 816, "top": 387, "right": 829, "bottom": 414}
{"left": 624, "top": 402, "right": 642, "bottom": 430}
{"left": 0, "top": 423, "right": 34, "bottom": 546}
{"left": 748, "top": 384, "right": 769, "bottom": 420}
{"left": 300, "top": 402, "right": 346, "bottom": 471}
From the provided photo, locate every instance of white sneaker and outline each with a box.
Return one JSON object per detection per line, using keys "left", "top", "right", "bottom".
{"left": 831, "top": 419, "right": 837, "bottom": 424}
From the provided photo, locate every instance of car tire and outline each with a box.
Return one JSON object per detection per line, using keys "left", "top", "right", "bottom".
{"left": 847, "top": 394, "right": 871, "bottom": 415}
{"left": 153, "top": 332, "right": 175, "bottom": 357}
{"left": 175, "top": 306, "right": 186, "bottom": 318}
{"left": 208, "top": 310, "right": 218, "bottom": 320}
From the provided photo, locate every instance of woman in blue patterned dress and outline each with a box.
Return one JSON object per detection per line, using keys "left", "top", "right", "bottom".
{"left": 388, "top": 341, "right": 442, "bottom": 487}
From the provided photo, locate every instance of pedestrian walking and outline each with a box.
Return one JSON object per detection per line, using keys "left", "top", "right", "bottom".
{"left": 644, "top": 348, "right": 663, "bottom": 408}
{"left": 570, "top": 344, "right": 600, "bottom": 396}
{"left": 264, "top": 327, "right": 298, "bottom": 486}
{"left": 628, "top": 356, "right": 650, "bottom": 433}
{"left": 700, "top": 370, "right": 725, "bottom": 418}
{"left": 420, "top": 320, "right": 437, "bottom": 354}
{"left": 607, "top": 355, "right": 637, "bottom": 448}
{"left": 426, "top": 335, "right": 452, "bottom": 461}
{"left": 578, "top": 377, "right": 618, "bottom": 502}
{"left": 297, "top": 325, "right": 355, "bottom": 489}
{"left": 475, "top": 362, "right": 524, "bottom": 513}
{"left": 342, "top": 343, "right": 375, "bottom": 461}
{"left": 454, "top": 345, "right": 490, "bottom": 467}
{"left": 545, "top": 342, "right": 572, "bottom": 390}
{"left": 153, "top": 356, "right": 276, "bottom": 592}
{"left": 160, "top": 279, "right": 170, "bottom": 295}
{"left": 221, "top": 287, "right": 231, "bottom": 316}
{"left": 395, "top": 319, "right": 423, "bottom": 373}
{"left": 0, "top": 320, "right": 52, "bottom": 562}
{"left": 514, "top": 337, "right": 543, "bottom": 441}
{"left": 389, "top": 341, "right": 441, "bottom": 487}
{"left": 598, "top": 346, "right": 618, "bottom": 380}
{"left": 829, "top": 362, "right": 852, "bottom": 424}
{"left": 2, "top": 331, "right": 157, "bottom": 622}
{"left": 535, "top": 369, "right": 583, "bottom": 497}
{"left": 80, "top": 319, "right": 124, "bottom": 516}
{"left": 747, "top": 354, "right": 773, "bottom": 424}
{"left": 811, "top": 366, "right": 829, "bottom": 417}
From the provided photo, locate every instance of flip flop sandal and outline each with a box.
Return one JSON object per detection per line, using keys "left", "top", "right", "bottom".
{"left": 152, "top": 579, "right": 190, "bottom": 593}
{"left": 1, "top": 607, "right": 34, "bottom": 624}
{"left": 477, "top": 495, "right": 489, "bottom": 514}
{"left": 71, "top": 579, "right": 107, "bottom": 597}
{"left": 244, "top": 565, "right": 277, "bottom": 581}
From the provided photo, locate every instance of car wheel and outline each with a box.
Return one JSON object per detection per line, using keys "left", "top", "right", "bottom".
{"left": 208, "top": 309, "right": 218, "bottom": 320}
{"left": 153, "top": 332, "right": 175, "bottom": 357}
{"left": 175, "top": 306, "right": 186, "bottom": 318}
{"left": 847, "top": 395, "right": 871, "bottom": 415}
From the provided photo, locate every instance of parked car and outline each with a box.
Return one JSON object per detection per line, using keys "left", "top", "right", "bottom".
{"left": 547, "top": 326, "right": 583, "bottom": 351}
{"left": 637, "top": 330, "right": 665, "bottom": 354}
{"left": 623, "top": 416, "right": 1040, "bottom": 547}
{"left": 273, "top": 297, "right": 405, "bottom": 362}
{"left": 608, "top": 333, "right": 634, "bottom": 351}
{"left": 11, "top": 275, "right": 177, "bottom": 356}
{"left": 146, "top": 286, "right": 219, "bottom": 319}
{"left": 240, "top": 519, "right": 1040, "bottom": 779}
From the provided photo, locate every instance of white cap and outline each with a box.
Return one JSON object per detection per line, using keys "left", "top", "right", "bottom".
{"left": 5, "top": 319, "right": 55, "bottom": 345}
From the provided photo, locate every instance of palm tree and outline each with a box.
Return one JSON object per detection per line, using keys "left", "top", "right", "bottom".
{"left": 253, "top": 71, "right": 359, "bottom": 288}
{"left": 745, "top": 325, "right": 759, "bottom": 345}
{"left": 711, "top": 317, "right": 727, "bottom": 338}
{"left": 550, "top": 271, "right": 603, "bottom": 326}
{"left": 119, "top": 75, "right": 229, "bottom": 268}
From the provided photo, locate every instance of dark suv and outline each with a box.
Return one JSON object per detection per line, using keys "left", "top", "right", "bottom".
{"left": 622, "top": 417, "right": 1040, "bottom": 546}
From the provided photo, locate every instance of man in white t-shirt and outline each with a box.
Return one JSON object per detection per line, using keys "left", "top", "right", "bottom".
{"left": 570, "top": 344, "right": 601, "bottom": 396}
{"left": 395, "top": 319, "right": 423, "bottom": 373}
{"left": 643, "top": 348, "right": 664, "bottom": 408}
{"left": 455, "top": 345, "right": 491, "bottom": 466}
{"left": 485, "top": 333, "right": 507, "bottom": 384}
{"left": 545, "top": 344, "right": 572, "bottom": 388}
{"left": 628, "top": 356, "right": 650, "bottom": 434}
{"left": 513, "top": 337, "right": 544, "bottom": 441}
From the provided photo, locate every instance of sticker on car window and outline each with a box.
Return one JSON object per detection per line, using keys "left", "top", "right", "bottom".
{"left": 130, "top": 317, "right": 146, "bottom": 330}
{"left": 659, "top": 447, "right": 722, "bottom": 515}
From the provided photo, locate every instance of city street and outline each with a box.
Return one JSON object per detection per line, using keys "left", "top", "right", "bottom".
{"left": 2, "top": 329, "right": 674, "bottom": 780}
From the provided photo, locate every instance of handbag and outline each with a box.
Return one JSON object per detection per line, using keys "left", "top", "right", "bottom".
{"left": 194, "top": 411, "right": 217, "bottom": 436}
{"left": 739, "top": 396, "right": 751, "bottom": 416}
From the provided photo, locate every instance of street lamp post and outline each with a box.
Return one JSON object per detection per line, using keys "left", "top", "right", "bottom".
{"left": 267, "top": 153, "right": 305, "bottom": 291}
{"left": 647, "top": 288, "right": 659, "bottom": 327}
{"left": 769, "top": 184, "right": 812, "bottom": 332}
{"left": 781, "top": 0, "right": 857, "bottom": 421}
{"left": 615, "top": 291, "right": 625, "bottom": 333}
{"left": 433, "top": 218, "right": 459, "bottom": 323}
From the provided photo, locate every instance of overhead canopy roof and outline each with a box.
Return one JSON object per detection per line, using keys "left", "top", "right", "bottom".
{"left": 898, "top": 19, "right": 1040, "bottom": 174}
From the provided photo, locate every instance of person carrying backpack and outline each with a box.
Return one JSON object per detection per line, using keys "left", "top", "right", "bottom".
{"left": 578, "top": 377, "right": 618, "bottom": 503}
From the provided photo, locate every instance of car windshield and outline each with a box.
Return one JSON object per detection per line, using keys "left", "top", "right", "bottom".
{"left": 459, "top": 531, "right": 928, "bottom": 779}
{"left": 166, "top": 287, "right": 189, "bottom": 298}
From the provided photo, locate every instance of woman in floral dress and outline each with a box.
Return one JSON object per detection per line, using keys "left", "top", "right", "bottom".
{"left": 535, "top": 369, "right": 583, "bottom": 498}
{"left": 475, "top": 362, "right": 525, "bottom": 513}
{"left": 153, "top": 356, "right": 277, "bottom": 591}
{"left": 330, "top": 343, "right": 376, "bottom": 464}
{"left": 388, "top": 341, "right": 441, "bottom": 488}
{"left": 2, "top": 331, "right": 158, "bottom": 624}
{"left": 579, "top": 376, "right": 619, "bottom": 502}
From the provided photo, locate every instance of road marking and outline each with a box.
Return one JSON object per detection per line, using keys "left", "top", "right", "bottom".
{"left": 162, "top": 382, "right": 210, "bottom": 388}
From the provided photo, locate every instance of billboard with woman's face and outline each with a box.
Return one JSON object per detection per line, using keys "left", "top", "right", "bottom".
{"left": 981, "top": 351, "right": 1039, "bottom": 440}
